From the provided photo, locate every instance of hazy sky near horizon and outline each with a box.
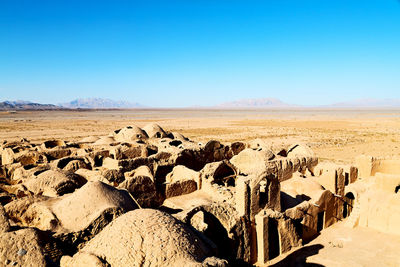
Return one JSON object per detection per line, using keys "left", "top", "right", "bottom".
{"left": 1, "top": 1, "right": 400, "bottom": 107}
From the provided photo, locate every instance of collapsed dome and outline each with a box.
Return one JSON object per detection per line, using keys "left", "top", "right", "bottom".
{"left": 63, "top": 209, "right": 214, "bottom": 266}
{"left": 142, "top": 123, "right": 168, "bottom": 138}
{"left": 113, "top": 125, "right": 149, "bottom": 142}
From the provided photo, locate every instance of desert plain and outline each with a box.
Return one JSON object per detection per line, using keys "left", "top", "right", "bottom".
{"left": 1, "top": 108, "right": 400, "bottom": 164}
{"left": 1, "top": 108, "right": 400, "bottom": 267}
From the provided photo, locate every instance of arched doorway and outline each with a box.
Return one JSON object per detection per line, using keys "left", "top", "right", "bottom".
{"left": 343, "top": 192, "right": 355, "bottom": 218}
{"left": 201, "top": 211, "right": 232, "bottom": 259}
{"left": 214, "top": 163, "right": 236, "bottom": 187}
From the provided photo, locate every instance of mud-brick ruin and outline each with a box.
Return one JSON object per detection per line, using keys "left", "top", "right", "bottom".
{"left": 1, "top": 123, "right": 400, "bottom": 266}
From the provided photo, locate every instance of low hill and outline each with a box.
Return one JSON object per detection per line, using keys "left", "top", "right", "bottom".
{"left": 218, "top": 98, "right": 295, "bottom": 108}
{"left": 330, "top": 98, "right": 400, "bottom": 108}
{"left": 0, "top": 101, "right": 59, "bottom": 110}
{"left": 60, "top": 98, "right": 143, "bottom": 109}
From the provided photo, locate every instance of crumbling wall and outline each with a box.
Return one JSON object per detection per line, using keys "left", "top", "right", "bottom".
{"left": 356, "top": 155, "right": 400, "bottom": 178}
{"left": 358, "top": 190, "right": 400, "bottom": 236}
{"left": 255, "top": 209, "right": 302, "bottom": 264}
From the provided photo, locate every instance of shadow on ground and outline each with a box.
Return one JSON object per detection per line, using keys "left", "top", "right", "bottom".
{"left": 270, "top": 244, "right": 325, "bottom": 267}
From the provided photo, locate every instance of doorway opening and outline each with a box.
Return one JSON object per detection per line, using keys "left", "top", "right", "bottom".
{"left": 317, "top": 211, "right": 325, "bottom": 232}
{"left": 343, "top": 192, "right": 355, "bottom": 218}
{"left": 344, "top": 173, "right": 349, "bottom": 186}
{"left": 268, "top": 218, "right": 280, "bottom": 260}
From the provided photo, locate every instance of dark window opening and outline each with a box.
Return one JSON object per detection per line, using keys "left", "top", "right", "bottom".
{"left": 226, "top": 177, "right": 235, "bottom": 187}
{"left": 395, "top": 185, "right": 400, "bottom": 193}
{"left": 345, "top": 192, "right": 355, "bottom": 200}
{"left": 344, "top": 192, "right": 355, "bottom": 218}
{"left": 268, "top": 218, "right": 280, "bottom": 260}
{"left": 154, "top": 165, "right": 174, "bottom": 196}
{"left": 94, "top": 155, "right": 103, "bottom": 167}
{"left": 293, "top": 218, "right": 303, "bottom": 239}
{"left": 317, "top": 211, "right": 324, "bottom": 232}
{"left": 23, "top": 164, "right": 35, "bottom": 170}
{"left": 214, "top": 180, "right": 225, "bottom": 186}
{"left": 146, "top": 146, "right": 158, "bottom": 156}
{"left": 259, "top": 180, "right": 269, "bottom": 208}
{"left": 169, "top": 140, "right": 182, "bottom": 147}
{"left": 345, "top": 173, "right": 349, "bottom": 186}
{"left": 343, "top": 202, "right": 348, "bottom": 218}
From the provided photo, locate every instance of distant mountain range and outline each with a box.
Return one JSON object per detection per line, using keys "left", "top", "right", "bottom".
{"left": 59, "top": 98, "right": 142, "bottom": 109}
{"left": 2, "top": 97, "right": 400, "bottom": 110}
{"left": 328, "top": 98, "right": 400, "bottom": 108}
{"left": 0, "top": 98, "right": 143, "bottom": 110}
{"left": 218, "top": 98, "right": 295, "bottom": 108}
{"left": 218, "top": 97, "right": 400, "bottom": 108}
{"left": 0, "top": 100, "right": 59, "bottom": 110}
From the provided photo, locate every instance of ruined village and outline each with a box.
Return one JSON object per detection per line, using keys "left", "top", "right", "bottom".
{"left": 0, "top": 123, "right": 399, "bottom": 266}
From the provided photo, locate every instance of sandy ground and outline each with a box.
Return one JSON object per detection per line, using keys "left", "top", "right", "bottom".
{"left": 1, "top": 109, "right": 400, "bottom": 164}
{"left": 269, "top": 221, "right": 400, "bottom": 267}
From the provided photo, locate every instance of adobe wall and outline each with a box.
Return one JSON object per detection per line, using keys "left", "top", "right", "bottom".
{"left": 356, "top": 155, "right": 400, "bottom": 178}
{"left": 358, "top": 190, "right": 400, "bottom": 236}
{"left": 375, "top": 172, "right": 400, "bottom": 193}
{"left": 255, "top": 209, "right": 301, "bottom": 265}
{"left": 233, "top": 153, "right": 317, "bottom": 264}
{"left": 314, "top": 163, "right": 358, "bottom": 197}
{"left": 234, "top": 154, "right": 318, "bottom": 221}
{"left": 314, "top": 167, "right": 343, "bottom": 196}
{"left": 275, "top": 156, "right": 318, "bottom": 182}
{"left": 298, "top": 190, "right": 341, "bottom": 242}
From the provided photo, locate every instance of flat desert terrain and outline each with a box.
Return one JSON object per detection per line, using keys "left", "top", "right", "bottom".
{"left": 1, "top": 108, "right": 400, "bottom": 164}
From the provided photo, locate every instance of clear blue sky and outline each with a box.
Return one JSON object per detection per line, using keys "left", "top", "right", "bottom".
{"left": 1, "top": 0, "right": 399, "bottom": 107}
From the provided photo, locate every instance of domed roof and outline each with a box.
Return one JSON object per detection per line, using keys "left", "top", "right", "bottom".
{"left": 113, "top": 125, "right": 148, "bottom": 142}
{"left": 142, "top": 123, "right": 167, "bottom": 138}
{"left": 73, "top": 209, "right": 212, "bottom": 266}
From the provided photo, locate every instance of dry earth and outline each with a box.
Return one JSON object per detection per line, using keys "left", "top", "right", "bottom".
{"left": 1, "top": 109, "right": 400, "bottom": 164}
{"left": 268, "top": 221, "right": 400, "bottom": 267}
